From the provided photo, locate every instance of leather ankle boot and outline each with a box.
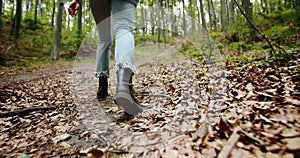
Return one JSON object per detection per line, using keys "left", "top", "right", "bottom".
{"left": 97, "top": 77, "right": 108, "bottom": 101}
{"left": 114, "top": 68, "right": 143, "bottom": 115}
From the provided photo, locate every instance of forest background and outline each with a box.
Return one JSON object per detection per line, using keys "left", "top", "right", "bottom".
{"left": 0, "top": 0, "right": 299, "bottom": 72}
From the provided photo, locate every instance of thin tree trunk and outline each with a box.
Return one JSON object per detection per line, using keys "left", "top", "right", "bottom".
{"left": 228, "top": 0, "right": 234, "bottom": 31}
{"left": 156, "top": 0, "right": 161, "bottom": 47}
{"left": 13, "top": 0, "right": 22, "bottom": 38}
{"left": 210, "top": 0, "right": 217, "bottom": 31}
{"left": 182, "top": 0, "right": 186, "bottom": 35}
{"left": 10, "top": 0, "right": 15, "bottom": 32}
{"left": 161, "top": 1, "right": 166, "bottom": 47}
{"left": 296, "top": 0, "right": 300, "bottom": 20}
{"left": 140, "top": 0, "right": 146, "bottom": 35}
{"left": 34, "top": 0, "right": 38, "bottom": 24}
{"left": 77, "top": 0, "right": 83, "bottom": 48}
{"left": 199, "top": 0, "right": 206, "bottom": 30}
{"left": 149, "top": 1, "right": 155, "bottom": 36}
{"left": 51, "top": 0, "right": 55, "bottom": 27}
{"left": 189, "top": 0, "right": 195, "bottom": 32}
{"left": 0, "top": 0, "right": 2, "bottom": 19}
{"left": 242, "top": 0, "right": 256, "bottom": 41}
{"left": 221, "top": 0, "right": 227, "bottom": 32}
{"left": 39, "top": 0, "right": 42, "bottom": 16}
{"left": 206, "top": 0, "right": 212, "bottom": 30}
{"left": 51, "top": 0, "right": 64, "bottom": 60}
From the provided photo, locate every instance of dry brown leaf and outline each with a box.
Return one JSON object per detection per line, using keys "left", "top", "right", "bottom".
{"left": 52, "top": 133, "right": 71, "bottom": 145}
{"left": 283, "top": 137, "right": 300, "bottom": 151}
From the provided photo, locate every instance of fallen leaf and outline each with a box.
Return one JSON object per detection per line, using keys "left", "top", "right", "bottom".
{"left": 283, "top": 137, "right": 300, "bottom": 151}
{"left": 52, "top": 133, "right": 71, "bottom": 145}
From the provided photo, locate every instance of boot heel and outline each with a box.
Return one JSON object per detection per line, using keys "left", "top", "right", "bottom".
{"left": 114, "top": 91, "right": 143, "bottom": 115}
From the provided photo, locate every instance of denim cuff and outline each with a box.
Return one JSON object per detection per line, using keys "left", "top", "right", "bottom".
{"left": 95, "top": 70, "right": 110, "bottom": 78}
{"left": 114, "top": 62, "right": 136, "bottom": 74}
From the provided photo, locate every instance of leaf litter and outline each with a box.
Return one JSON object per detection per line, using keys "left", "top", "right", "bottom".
{"left": 0, "top": 50, "right": 299, "bottom": 157}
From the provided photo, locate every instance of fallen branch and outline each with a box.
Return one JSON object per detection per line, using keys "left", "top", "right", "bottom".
{"left": 0, "top": 106, "right": 57, "bottom": 118}
{"left": 238, "top": 130, "right": 265, "bottom": 146}
{"left": 218, "top": 128, "right": 240, "bottom": 158}
{"left": 218, "top": 128, "right": 266, "bottom": 158}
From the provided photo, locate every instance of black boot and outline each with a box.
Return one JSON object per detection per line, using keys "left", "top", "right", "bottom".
{"left": 114, "top": 68, "right": 143, "bottom": 115}
{"left": 97, "top": 77, "right": 108, "bottom": 101}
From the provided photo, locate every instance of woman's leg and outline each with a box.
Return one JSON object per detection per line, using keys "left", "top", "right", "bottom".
{"left": 112, "top": 0, "right": 136, "bottom": 73}
{"left": 90, "top": 0, "right": 112, "bottom": 100}
{"left": 90, "top": 0, "right": 112, "bottom": 78}
{"left": 112, "top": 0, "right": 142, "bottom": 115}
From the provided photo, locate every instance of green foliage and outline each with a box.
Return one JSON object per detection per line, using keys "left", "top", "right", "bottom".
{"left": 0, "top": 15, "right": 77, "bottom": 71}
{"left": 135, "top": 35, "right": 157, "bottom": 45}
{"left": 227, "top": 42, "right": 254, "bottom": 52}
{"left": 226, "top": 49, "right": 299, "bottom": 69}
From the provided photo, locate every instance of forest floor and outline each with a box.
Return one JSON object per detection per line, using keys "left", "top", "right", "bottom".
{"left": 0, "top": 45, "right": 299, "bottom": 158}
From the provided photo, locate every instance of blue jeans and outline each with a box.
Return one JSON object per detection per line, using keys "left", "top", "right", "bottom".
{"left": 90, "top": 0, "right": 136, "bottom": 78}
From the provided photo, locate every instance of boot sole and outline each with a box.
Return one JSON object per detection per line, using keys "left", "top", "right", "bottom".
{"left": 114, "top": 92, "right": 143, "bottom": 115}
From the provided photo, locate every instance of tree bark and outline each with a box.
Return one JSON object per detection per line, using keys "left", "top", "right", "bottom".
{"left": 189, "top": 0, "right": 195, "bottom": 32}
{"left": 228, "top": 0, "right": 234, "bottom": 30}
{"left": 221, "top": 0, "right": 227, "bottom": 32}
{"left": 181, "top": 0, "right": 186, "bottom": 35}
{"left": 199, "top": 0, "right": 206, "bottom": 30}
{"left": 242, "top": 0, "right": 257, "bottom": 41}
{"left": 210, "top": 0, "right": 217, "bottom": 31}
{"left": 156, "top": 0, "right": 161, "bottom": 47}
{"left": 34, "top": 0, "right": 38, "bottom": 24}
{"left": 13, "top": 0, "right": 22, "bottom": 38}
{"left": 51, "top": 0, "right": 55, "bottom": 27}
{"left": 206, "top": 0, "right": 212, "bottom": 30}
{"left": 51, "top": 0, "right": 64, "bottom": 60}
{"left": 0, "top": 0, "right": 3, "bottom": 19}
{"left": 77, "top": 0, "right": 83, "bottom": 48}
{"left": 296, "top": 0, "right": 300, "bottom": 20}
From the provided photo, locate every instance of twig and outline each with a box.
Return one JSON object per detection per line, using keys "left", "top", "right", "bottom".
{"left": 232, "top": 0, "right": 286, "bottom": 54}
{"left": 238, "top": 130, "right": 265, "bottom": 146}
{"left": 218, "top": 128, "right": 240, "bottom": 158}
{"left": 0, "top": 106, "right": 56, "bottom": 118}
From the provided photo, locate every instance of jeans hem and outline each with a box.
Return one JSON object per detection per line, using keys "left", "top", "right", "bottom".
{"left": 114, "top": 62, "right": 136, "bottom": 74}
{"left": 95, "top": 71, "right": 110, "bottom": 78}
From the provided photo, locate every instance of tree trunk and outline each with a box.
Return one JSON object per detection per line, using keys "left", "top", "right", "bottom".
{"left": 149, "top": 0, "right": 155, "bottom": 36}
{"left": 140, "top": 0, "right": 146, "bottom": 35}
{"left": 242, "top": 0, "right": 257, "bottom": 41}
{"left": 296, "top": 0, "right": 300, "bottom": 20}
{"left": 34, "top": 0, "right": 38, "bottom": 24}
{"left": 189, "top": 0, "right": 195, "bottom": 32}
{"left": 51, "top": 0, "right": 64, "bottom": 60}
{"left": 228, "top": 0, "right": 234, "bottom": 31}
{"left": 206, "top": 0, "right": 212, "bottom": 30}
{"left": 156, "top": 0, "right": 161, "bottom": 47}
{"left": 161, "top": 0, "right": 167, "bottom": 47}
{"left": 39, "top": 0, "right": 42, "bottom": 16}
{"left": 10, "top": 0, "right": 15, "bottom": 32}
{"left": 210, "top": 0, "right": 217, "bottom": 31}
{"left": 181, "top": 0, "right": 186, "bottom": 35}
{"left": 221, "top": 0, "right": 227, "bottom": 32}
{"left": 0, "top": 0, "right": 3, "bottom": 19}
{"left": 199, "top": 0, "right": 206, "bottom": 30}
{"left": 51, "top": 0, "right": 55, "bottom": 27}
{"left": 77, "top": 0, "right": 83, "bottom": 48}
{"left": 13, "top": 0, "right": 22, "bottom": 38}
